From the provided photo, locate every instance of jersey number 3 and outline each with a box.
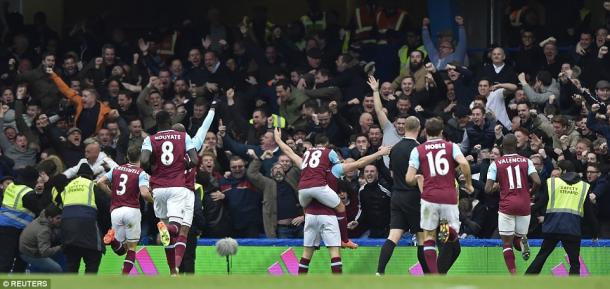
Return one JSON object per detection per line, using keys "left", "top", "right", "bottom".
{"left": 116, "top": 174, "right": 128, "bottom": 196}
{"left": 301, "top": 150, "right": 322, "bottom": 169}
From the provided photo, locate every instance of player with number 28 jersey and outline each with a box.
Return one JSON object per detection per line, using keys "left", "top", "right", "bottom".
{"left": 297, "top": 147, "right": 343, "bottom": 208}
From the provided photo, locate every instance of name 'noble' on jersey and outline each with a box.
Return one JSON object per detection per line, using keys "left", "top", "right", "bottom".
{"left": 297, "top": 147, "right": 339, "bottom": 190}
{"left": 413, "top": 139, "right": 459, "bottom": 204}
{"left": 149, "top": 130, "right": 187, "bottom": 188}
{"left": 110, "top": 164, "right": 144, "bottom": 211}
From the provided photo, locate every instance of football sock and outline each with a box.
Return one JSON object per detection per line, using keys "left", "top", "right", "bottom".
{"left": 336, "top": 211, "right": 349, "bottom": 243}
{"left": 111, "top": 240, "right": 126, "bottom": 256}
{"left": 298, "top": 257, "right": 310, "bottom": 274}
{"left": 122, "top": 250, "right": 136, "bottom": 274}
{"left": 438, "top": 239, "right": 461, "bottom": 274}
{"left": 513, "top": 236, "right": 522, "bottom": 251}
{"left": 417, "top": 245, "right": 430, "bottom": 274}
{"left": 164, "top": 245, "right": 177, "bottom": 274}
{"left": 376, "top": 239, "right": 396, "bottom": 274}
{"left": 331, "top": 257, "right": 342, "bottom": 274}
{"left": 174, "top": 235, "right": 188, "bottom": 268}
{"left": 503, "top": 245, "right": 516, "bottom": 274}
{"left": 167, "top": 222, "right": 181, "bottom": 237}
{"left": 423, "top": 240, "right": 438, "bottom": 273}
{"left": 448, "top": 227, "right": 458, "bottom": 242}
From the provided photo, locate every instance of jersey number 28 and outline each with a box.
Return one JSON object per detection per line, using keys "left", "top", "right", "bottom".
{"left": 301, "top": 150, "right": 322, "bottom": 169}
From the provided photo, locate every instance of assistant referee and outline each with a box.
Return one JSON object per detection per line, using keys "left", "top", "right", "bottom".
{"left": 376, "top": 116, "right": 429, "bottom": 275}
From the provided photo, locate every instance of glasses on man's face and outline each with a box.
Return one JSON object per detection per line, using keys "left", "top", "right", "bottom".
{"left": 231, "top": 165, "right": 244, "bottom": 169}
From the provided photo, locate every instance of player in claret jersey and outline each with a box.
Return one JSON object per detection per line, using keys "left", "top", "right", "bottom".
{"left": 140, "top": 111, "right": 199, "bottom": 275}
{"left": 274, "top": 128, "right": 391, "bottom": 274}
{"left": 406, "top": 117, "right": 473, "bottom": 274}
{"left": 485, "top": 134, "right": 540, "bottom": 274}
{"left": 97, "top": 146, "right": 152, "bottom": 274}
{"left": 169, "top": 99, "right": 216, "bottom": 272}
{"left": 290, "top": 131, "right": 362, "bottom": 248}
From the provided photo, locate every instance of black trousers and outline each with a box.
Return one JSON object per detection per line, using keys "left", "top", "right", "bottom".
{"left": 64, "top": 245, "right": 102, "bottom": 274}
{"left": 526, "top": 234, "right": 581, "bottom": 275}
{"left": 179, "top": 230, "right": 198, "bottom": 274}
{"left": 0, "top": 226, "right": 26, "bottom": 273}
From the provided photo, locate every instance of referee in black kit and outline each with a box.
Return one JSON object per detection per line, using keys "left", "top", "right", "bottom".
{"left": 375, "top": 116, "right": 461, "bottom": 275}
{"left": 376, "top": 116, "right": 430, "bottom": 275}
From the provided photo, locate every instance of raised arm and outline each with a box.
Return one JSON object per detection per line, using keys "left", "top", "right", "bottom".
{"left": 367, "top": 76, "right": 390, "bottom": 127}
{"left": 192, "top": 103, "right": 216, "bottom": 151}
{"left": 49, "top": 71, "right": 81, "bottom": 105}
{"left": 341, "top": 146, "right": 391, "bottom": 173}
{"left": 273, "top": 127, "right": 302, "bottom": 167}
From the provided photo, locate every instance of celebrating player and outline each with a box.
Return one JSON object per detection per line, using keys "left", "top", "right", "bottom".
{"left": 406, "top": 117, "right": 473, "bottom": 274}
{"left": 485, "top": 134, "right": 540, "bottom": 274}
{"left": 97, "top": 146, "right": 152, "bottom": 275}
{"left": 170, "top": 99, "right": 216, "bottom": 272}
{"left": 274, "top": 128, "right": 391, "bottom": 273}
{"left": 140, "top": 111, "right": 199, "bottom": 275}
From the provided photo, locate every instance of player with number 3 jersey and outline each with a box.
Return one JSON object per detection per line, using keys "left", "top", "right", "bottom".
{"left": 485, "top": 134, "right": 540, "bottom": 274}
{"left": 406, "top": 118, "right": 473, "bottom": 274}
{"left": 97, "top": 146, "right": 152, "bottom": 274}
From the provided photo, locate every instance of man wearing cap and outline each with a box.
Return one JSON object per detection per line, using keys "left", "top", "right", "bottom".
{"left": 594, "top": 80, "right": 610, "bottom": 108}
{"left": 305, "top": 48, "right": 323, "bottom": 71}
{"left": 0, "top": 166, "right": 40, "bottom": 272}
{"left": 44, "top": 125, "right": 84, "bottom": 168}
{"left": 57, "top": 163, "right": 106, "bottom": 273}
{"left": 63, "top": 142, "right": 118, "bottom": 180}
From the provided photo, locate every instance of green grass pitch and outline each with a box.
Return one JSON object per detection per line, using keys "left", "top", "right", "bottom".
{"left": 3, "top": 275, "right": 610, "bottom": 289}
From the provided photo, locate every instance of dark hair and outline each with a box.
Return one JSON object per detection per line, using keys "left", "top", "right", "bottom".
{"left": 127, "top": 146, "right": 141, "bottom": 163}
{"left": 44, "top": 204, "right": 62, "bottom": 218}
{"left": 155, "top": 110, "right": 171, "bottom": 126}
{"left": 516, "top": 100, "right": 530, "bottom": 108}
{"left": 275, "top": 80, "right": 291, "bottom": 90}
{"left": 101, "top": 43, "right": 115, "bottom": 53}
{"left": 338, "top": 53, "right": 353, "bottom": 64}
{"left": 41, "top": 51, "right": 55, "bottom": 60}
{"left": 536, "top": 70, "right": 552, "bottom": 86}
{"left": 558, "top": 160, "right": 575, "bottom": 173}
{"left": 425, "top": 117, "right": 444, "bottom": 137}
{"left": 551, "top": 115, "right": 569, "bottom": 127}
{"left": 314, "top": 134, "right": 329, "bottom": 145}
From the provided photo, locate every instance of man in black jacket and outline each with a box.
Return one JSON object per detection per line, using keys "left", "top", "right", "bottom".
{"left": 348, "top": 165, "right": 390, "bottom": 238}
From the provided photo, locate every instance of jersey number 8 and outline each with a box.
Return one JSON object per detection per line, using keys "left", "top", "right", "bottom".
{"left": 161, "top": 141, "right": 174, "bottom": 166}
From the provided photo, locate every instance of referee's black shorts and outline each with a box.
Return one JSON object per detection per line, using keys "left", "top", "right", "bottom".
{"left": 390, "top": 190, "right": 421, "bottom": 233}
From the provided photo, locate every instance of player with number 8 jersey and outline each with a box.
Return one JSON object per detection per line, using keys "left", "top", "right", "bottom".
{"left": 140, "top": 111, "right": 199, "bottom": 275}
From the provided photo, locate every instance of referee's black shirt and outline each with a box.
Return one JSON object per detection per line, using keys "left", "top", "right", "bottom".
{"left": 389, "top": 137, "right": 420, "bottom": 193}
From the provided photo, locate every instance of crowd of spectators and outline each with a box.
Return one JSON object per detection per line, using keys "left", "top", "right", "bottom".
{"left": 0, "top": 1, "right": 610, "bottom": 260}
